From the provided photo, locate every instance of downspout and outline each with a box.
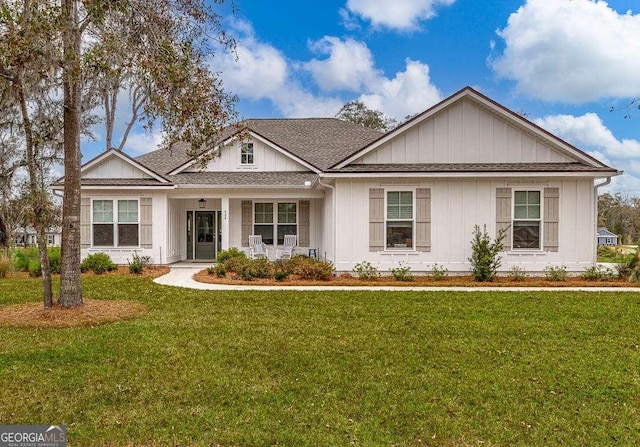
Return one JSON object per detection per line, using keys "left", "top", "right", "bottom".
{"left": 317, "top": 176, "right": 336, "bottom": 264}
{"left": 593, "top": 175, "right": 615, "bottom": 264}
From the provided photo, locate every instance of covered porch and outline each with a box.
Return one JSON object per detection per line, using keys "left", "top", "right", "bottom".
{"left": 165, "top": 189, "right": 328, "bottom": 263}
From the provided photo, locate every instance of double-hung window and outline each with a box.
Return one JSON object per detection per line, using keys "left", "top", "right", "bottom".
{"left": 92, "top": 199, "right": 139, "bottom": 247}
{"left": 241, "top": 143, "right": 254, "bottom": 165}
{"left": 386, "top": 191, "right": 413, "bottom": 249}
{"left": 513, "top": 191, "right": 541, "bottom": 249}
{"left": 254, "top": 202, "right": 297, "bottom": 245}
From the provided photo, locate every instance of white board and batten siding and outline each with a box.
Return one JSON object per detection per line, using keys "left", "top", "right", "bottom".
{"left": 80, "top": 192, "right": 168, "bottom": 265}
{"left": 355, "top": 99, "right": 574, "bottom": 165}
{"left": 193, "top": 138, "right": 308, "bottom": 172}
{"left": 84, "top": 156, "right": 154, "bottom": 179}
{"left": 333, "top": 177, "right": 595, "bottom": 273}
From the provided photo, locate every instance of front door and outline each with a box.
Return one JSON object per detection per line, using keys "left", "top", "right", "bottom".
{"left": 195, "top": 211, "right": 215, "bottom": 260}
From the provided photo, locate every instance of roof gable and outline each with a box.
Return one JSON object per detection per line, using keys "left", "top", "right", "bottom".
{"left": 80, "top": 149, "right": 169, "bottom": 183}
{"left": 334, "top": 87, "right": 612, "bottom": 170}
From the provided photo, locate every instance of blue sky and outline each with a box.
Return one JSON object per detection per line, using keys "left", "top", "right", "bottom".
{"left": 90, "top": 0, "right": 640, "bottom": 193}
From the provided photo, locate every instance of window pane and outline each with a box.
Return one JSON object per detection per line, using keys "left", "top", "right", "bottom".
{"left": 118, "top": 224, "right": 139, "bottom": 246}
{"left": 278, "top": 203, "right": 296, "bottom": 223}
{"left": 241, "top": 143, "right": 254, "bottom": 164}
{"left": 513, "top": 221, "right": 540, "bottom": 249}
{"left": 387, "top": 206, "right": 400, "bottom": 219}
{"left": 387, "top": 192, "right": 399, "bottom": 205}
{"left": 400, "top": 191, "right": 412, "bottom": 205}
{"left": 118, "top": 200, "right": 138, "bottom": 223}
{"left": 255, "top": 203, "right": 273, "bottom": 224}
{"left": 399, "top": 204, "right": 413, "bottom": 219}
{"left": 93, "top": 200, "right": 113, "bottom": 223}
{"left": 514, "top": 191, "right": 527, "bottom": 205}
{"left": 514, "top": 205, "right": 528, "bottom": 219}
{"left": 529, "top": 191, "right": 540, "bottom": 204}
{"left": 277, "top": 224, "right": 297, "bottom": 245}
{"left": 254, "top": 225, "right": 274, "bottom": 245}
{"left": 386, "top": 221, "right": 413, "bottom": 249}
{"left": 528, "top": 205, "right": 540, "bottom": 219}
{"left": 93, "top": 224, "right": 114, "bottom": 246}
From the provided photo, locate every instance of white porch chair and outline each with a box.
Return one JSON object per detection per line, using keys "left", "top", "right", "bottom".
{"left": 249, "top": 235, "right": 269, "bottom": 259}
{"left": 278, "top": 234, "right": 297, "bottom": 260}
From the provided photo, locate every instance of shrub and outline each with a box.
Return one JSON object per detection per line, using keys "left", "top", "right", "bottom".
{"left": 213, "top": 264, "right": 227, "bottom": 278}
{"left": 13, "top": 247, "right": 61, "bottom": 274}
{"left": 128, "top": 252, "right": 149, "bottom": 274}
{"left": 507, "top": 265, "right": 528, "bottom": 282}
{"left": 469, "top": 224, "right": 507, "bottom": 282}
{"left": 274, "top": 270, "right": 290, "bottom": 282}
{"left": 390, "top": 262, "right": 414, "bottom": 282}
{"left": 80, "top": 253, "right": 118, "bottom": 274}
{"left": 617, "top": 250, "right": 640, "bottom": 282}
{"left": 216, "top": 247, "right": 247, "bottom": 264}
{"left": 544, "top": 265, "right": 568, "bottom": 282}
{"left": 230, "top": 258, "right": 274, "bottom": 281}
{"left": 13, "top": 247, "right": 38, "bottom": 272}
{"left": 580, "top": 265, "right": 616, "bottom": 281}
{"left": 291, "top": 257, "right": 334, "bottom": 281}
{"left": 28, "top": 259, "right": 42, "bottom": 277}
{"left": 353, "top": 261, "right": 380, "bottom": 280}
{"left": 430, "top": 263, "right": 449, "bottom": 280}
{"left": 48, "top": 247, "right": 61, "bottom": 274}
{"left": 223, "top": 256, "right": 249, "bottom": 274}
{"left": 0, "top": 253, "right": 11, "bottom": 277}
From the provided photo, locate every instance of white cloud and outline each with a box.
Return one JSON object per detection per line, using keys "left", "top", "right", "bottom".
{"left": 344, "top": 0, "right": 455, "bottom": 30}
{"left": 492, "top": 0, "right": 640, "bottom": 103}
{"left": 305, "top": 37, "right": 378, "bottom": 92}
{"left": 123, "top": 130, "right": 163, "bottom": 155}
{"left": 534, "top": 113, "right": 640, "bottom": 160}
{"left": 359, "top": 59, "right": 442, "bottom": 120}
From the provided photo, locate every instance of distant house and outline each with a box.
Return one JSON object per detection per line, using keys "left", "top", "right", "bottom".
{"left": 54, "top": 87, "right": 620, "bottom": 272}
{"left": 597, "top": 228, "right": 618, "bottom": 246}
{"left": 14, "top": 226, "right": 62, "bottom": 247}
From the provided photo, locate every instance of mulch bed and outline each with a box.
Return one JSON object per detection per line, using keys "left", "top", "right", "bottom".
{"left": 0, "top": 266, "right": 168, "bottom": 329}
{"left": 193, "top": 270, "right": 640, "bottom": 288}
{"left": 0, "top": 299, "right": 147, "bottom": 329}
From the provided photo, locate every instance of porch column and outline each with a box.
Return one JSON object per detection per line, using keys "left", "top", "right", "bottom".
{"left": 221, "top": 195, "right": 230, "bottom": 250}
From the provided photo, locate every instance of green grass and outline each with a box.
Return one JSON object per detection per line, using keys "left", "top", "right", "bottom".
{"left": 1, "top": 275, "right": 639, "bottom": 446}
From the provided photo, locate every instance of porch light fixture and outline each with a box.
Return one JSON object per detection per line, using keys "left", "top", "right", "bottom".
{"left": 198, "top": 198, "right": 206, "bottom": 209}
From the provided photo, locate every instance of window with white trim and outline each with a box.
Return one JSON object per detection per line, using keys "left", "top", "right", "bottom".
{"left": 92, "top": 199, "right": 139, "bottom": 247}
{"left": 386, "top": 191, "right": 413, "bottom": 249}
{"left": 254, "top": 202, "right": 297, "bottom": 245}
{"left": 241, "top": 143, "right": 254, "bottom": 165}
{"left": 46, "top": 234, "right": 55, "bottom": 245}
{"left": 513, "top": 191, "right": 541, "bottom": 249}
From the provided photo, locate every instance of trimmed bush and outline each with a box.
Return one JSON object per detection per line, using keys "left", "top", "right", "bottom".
{"left": 216, "top": 247, "right": 247, "bottom": 264}
{"left": 128, "top": 252, "right": 150, "bottom": 274}
{"left": 290, "top": 257, "right": 334, "bottom": 281}
{"left": 430, "top": 263, "right": 449, "bottom": 280}
{"left": 469, "top": 224, "right": 507, "bottom": 282}
{"left": 353, "top": 261, "right": 380, "bottom": 280}
{"left": 507, "top": 265, "right": 527, "bottom": 282}
{"left": 274, "top": 270, "right": 290, "bottom": 282}
{"left": 544, "top": 265, "right": 568, "bottom": 282}
{"left": 581, "top": 265, "right": 616, "bottom": 281}
{"left": 81, "top": 253, "right": 118, "bottom": 274}
{"left": 390, "top": 263, "right": 414, "bottom": 282}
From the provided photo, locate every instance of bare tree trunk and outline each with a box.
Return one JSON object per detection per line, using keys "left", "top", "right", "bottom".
{"left": 59, "top": 0, "right": 83, "bottom": 308}
{"left": 16, "top": 63, "right": 54, "bottom": 308}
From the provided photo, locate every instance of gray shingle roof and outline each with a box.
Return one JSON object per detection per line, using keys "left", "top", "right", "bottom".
{"left": 168, "top": 171, "right": 318, "bottom": 186}
{"left": 246, "top": 118, "right": 383, "bottom": 170}
{"left": 134, "top": 118, "right": 383, "bottom": 174}
{"left": 328, "top": 163, "right": 618, "bottom": 174}
{"left": 78, "top": 178, "right": 171, "bottom": 186}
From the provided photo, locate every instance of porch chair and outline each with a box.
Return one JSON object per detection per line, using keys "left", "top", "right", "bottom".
{"left": 278, "top": 234, "right": 297, "bottom": 260}
{"left": 249, "top": 235, "right": 269, "bottom": 259}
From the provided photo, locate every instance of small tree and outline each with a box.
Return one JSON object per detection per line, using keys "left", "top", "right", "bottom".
{"left": 335, "top": 100, "right": 397, "bottom": 132}
{"left": 469, "top": 224, "right": 507, "bottom": 282}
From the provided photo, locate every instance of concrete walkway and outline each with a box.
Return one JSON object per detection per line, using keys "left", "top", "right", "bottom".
{"left": 154, "top": 265, "right": 640, "bottom": 292}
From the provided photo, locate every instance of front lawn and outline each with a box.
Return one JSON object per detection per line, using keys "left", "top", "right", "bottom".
{"left": 1, "top": 274, "right": 639, "bottom": 446}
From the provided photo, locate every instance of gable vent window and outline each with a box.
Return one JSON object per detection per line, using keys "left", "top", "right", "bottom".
{"left": 241, "top": 143, "right": 254, "bottom": 165}
{"left": 513, "top": 191, "right": 541, "bottom": 249}
{"left": 92, "top": 199, "right": 139, "bottom": 247}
